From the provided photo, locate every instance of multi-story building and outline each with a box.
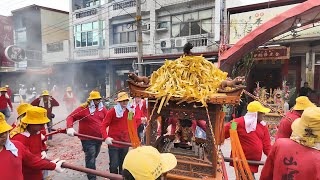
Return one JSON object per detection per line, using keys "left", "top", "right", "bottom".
{"left": 0, "top": 15, "right": 15, "bottom": 86}
{"left": 69, "top": 0, "right": 220, "bottom": 96}
{"left": 10, "top": 4, "right": 69, "bottom": 90}
{"left": 224, "top": 0, "right": 320, "bottom": 105}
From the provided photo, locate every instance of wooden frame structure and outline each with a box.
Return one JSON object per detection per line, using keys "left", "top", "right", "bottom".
{"left": 128, "top": 80, "right": 244, "bottom": 179}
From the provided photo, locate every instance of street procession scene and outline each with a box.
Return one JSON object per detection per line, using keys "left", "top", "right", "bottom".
{"left": 1, "top": 0, "right": 320, "bottom": 179}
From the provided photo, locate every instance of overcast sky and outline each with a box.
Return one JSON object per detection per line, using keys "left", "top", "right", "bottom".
{"left": 0, "top": 0, "right": 69, "bottom": 16}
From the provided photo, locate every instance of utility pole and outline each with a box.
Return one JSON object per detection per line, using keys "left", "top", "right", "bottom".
{"left": 136, "top": 0, "right": 144, "bottom": 75}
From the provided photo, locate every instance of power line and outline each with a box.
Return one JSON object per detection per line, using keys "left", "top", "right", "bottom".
{"left": 41, "top": 0, "right": 135, "bottom": 38}
{"left": 41, "top": 0, "right": 134, "bottom": 33}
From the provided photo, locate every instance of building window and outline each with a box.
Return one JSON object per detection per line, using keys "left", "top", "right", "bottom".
{"left": 73, "top": 0, "right": 102, "bottom": 11}
{"left": 47, "top": 42, "right": 64, "bottom": 53}
{"left": 171, "top": 9, "right": 213, "bottom": 37}
{"left": 113, "top": 23, "right": 136, "bottom": 44}
{"left": 15, "top": 29, "right": 27, "bottom": 47}
{"left": 74, "top": 21, "right": 103, "bottom": 48}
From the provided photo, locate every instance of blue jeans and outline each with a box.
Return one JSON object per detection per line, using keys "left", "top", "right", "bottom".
{"left": 0, "top": 108, "right": 10, "bottom": 120}
{"left": 81, "top": 140, "right": 102, "bottom": 180}
{"left": 46, "top": 118, "right": 53, "bottom": 140}
{"left": 108, "top": 145, "right": 129, "bottom": 174}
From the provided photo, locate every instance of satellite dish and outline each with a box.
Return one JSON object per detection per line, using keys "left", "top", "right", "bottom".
{"left": 4, "top": 45, "right": 26, "bottom": 63}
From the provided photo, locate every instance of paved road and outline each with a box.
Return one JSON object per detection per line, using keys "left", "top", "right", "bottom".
{"left": 7, "top": 103, "right": 266, "bottom": 180}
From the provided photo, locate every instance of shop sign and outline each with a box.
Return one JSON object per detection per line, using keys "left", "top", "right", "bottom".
{"left": 4, "top": 45, "right": 26, "bottom": 62}
{"left": 15, "top": 60, "right": 27, "bottom": 71}
{"left": 253, "top": 46, "right": 290, "bottom": 60}
{"left": 229, "top": 4, "right": 297, "bottom": 44}
{"left": 0, "top": 16, "right": 14, "bottom": 67}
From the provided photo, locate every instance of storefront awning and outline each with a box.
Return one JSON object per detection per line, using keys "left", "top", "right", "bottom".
{"left": 219, "top": 0, "right": 320, "bottom": 72}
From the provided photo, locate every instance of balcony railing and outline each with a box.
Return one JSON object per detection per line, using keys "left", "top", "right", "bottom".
{"left": 75, "top": 49, "right": 99, "bottom": 57}
{"left": 113, "top": 0, "right": 136, "bottom": 10}
{"left": 114, "top": 46, "right": 137, "bottom": 54}
{"left": 25, "top": 50, "right": 42, "bottom": 61}
{"left": 188, "top": 37, "right": 208, "bottom": 47}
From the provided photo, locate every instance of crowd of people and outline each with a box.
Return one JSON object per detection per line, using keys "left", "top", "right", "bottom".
{"left": 0, "top": 85, "right": 174, "bottom": 180}
{"left": 0, "top": 81, "right": 319, "bottom": 180}
{"left": 224, "top": 96, "right": 319, "bottom": 179}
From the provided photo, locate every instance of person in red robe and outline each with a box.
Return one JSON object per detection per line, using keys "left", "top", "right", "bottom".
{"left": 10, "top": 106, "right": 53, "bottom": 180}
{"left": 5, "top": 85, "right": 12, "bottom": 98}
{"left": 275, "top": 96, "right": 316, "bottom": 140}
{"left": 224, "top": 101, "right": 272, "bottom": 178}
{"left": 31, "top": 90, "right": 59, "bottom": 140}
{"left": 66, "top": 90, "right": 108, "bottom": 180}
{"left": 101, "top": 91, "right": 131, "bottom": 175}
{"left": 63, "top": 87, "right": 77, "bottom": 114}
{"left": 0, "top": 112, "right": 65, "bottom": 180}
{"left": 0, "top": 87, "right": 13, "bottom": 119}
{"left": 261, "top": 107, "right": 320, "bottom": 180}
{"left": 132, "top": 97, "right": 147, "bottom": 143}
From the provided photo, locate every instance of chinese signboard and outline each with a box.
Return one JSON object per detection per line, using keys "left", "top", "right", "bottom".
{"left": 0, "top": 15, "right": 14, "bottom": 67}
{"left": 229, "top": 3, "right": 320, "bottom": 44}
{"left": 5, "top": 45, "right": 26, "bottom": 62}
{"left": 253, "top": 46, "right": 290, "bottom": 60}
{"left": 229, "top": 4, "right": 296, "bottom": 44}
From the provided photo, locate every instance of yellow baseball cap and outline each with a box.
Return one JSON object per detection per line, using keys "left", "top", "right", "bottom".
{"left": 21, "top": 107, "right": 50, "bottom": 124}
{"left": 116, "top": 92, "right": 129, "bottom": 102}
{"left": 87, "top": 91, "right": 102, "bottom": 100}
{"left": 293, "top": 96, "right": 316, "bottom": 111}
{"left": 17, "top": 103, "right": 33, "bottom": 117}
{"left": 42, "top": 90, "right": 50, "bottom": 96}
{"left": 123, "top": 146, "right": 177, "bottom": 180}
{"left": 0, "top": 112, "right": 12, "bottom": 134}
{"left": 247, "top": 101, "right": 271, "bottom": 113}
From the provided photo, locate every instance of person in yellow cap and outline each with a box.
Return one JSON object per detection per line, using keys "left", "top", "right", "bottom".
{"left": 0, "top": 112, "right": 65, "bottom": 180}
{"left": 5, "top": 85, "right": 12, "bottom": 98}
{"left": 10, "top": 106, "right": 56, "bottom": 180}
{"left": 261, "top": 107, "right": 320, "bottom": 180}
{"left": 275, "top": 96, "right": 316, "bottom": 140}
{"left": 224, "top": 101, "right": 272, "bottom": 178}
{"left": 66, "top": 90, "right": 108, "bottom": 180}
{"left": 11, "top": 103, "right": 33, "bottom": 129}
{"left": 63, "top": 87, "right": 77, "bottom": 113}
{"left": 31, "top": 90, "right": 59, "bottom": 140}
{"left": 0, "top": 87, "right": 13, "bottom": 120}
{"left": 122, "top": 146, "right": 177, "bottom": 180}
{"left": 101, "top": 91, "right": 132, "bottom": 175}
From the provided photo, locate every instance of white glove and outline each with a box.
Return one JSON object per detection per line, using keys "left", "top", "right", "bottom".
{"left": 41, "top": 134, "right": 46, "bottom": 140}
{"left": 41, "top": 151, "right": 47, "bottom": 159}
{"left": 105, "top": 137, "right": 113, "bottom": 145}
{"left": 51, "top": 159, "right": 66, "bottom": 173}
{"left": 66, "top": 128, "right": 75, "bottom": 137}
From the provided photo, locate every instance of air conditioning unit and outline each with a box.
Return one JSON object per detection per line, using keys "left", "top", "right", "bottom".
{"left": 160, "top": 39, "right": 171, "bottom": 49}
{"left": 142, "top": 24, "right": 150, "bottom": 31}
{"left": 175, "top": 38, "right": 187, "bottom": 48}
